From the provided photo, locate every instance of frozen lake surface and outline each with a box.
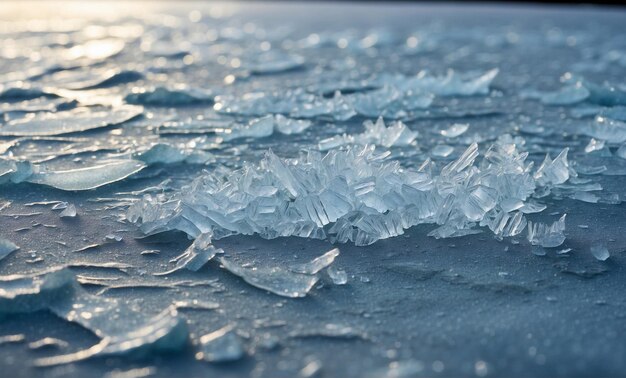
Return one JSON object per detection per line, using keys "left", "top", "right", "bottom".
{"left": 1, "top": 2, "right": 626, "bottom": 377}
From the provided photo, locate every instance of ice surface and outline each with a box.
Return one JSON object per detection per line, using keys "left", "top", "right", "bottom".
{"left": 590, "top": 243, "right": 610, "bottom": 261}
{"left": 527, "top": 214, "right": 567, "bottom": 248}
{"left": 319, "top": 117, "right": 417, "bottom": 150}
{"left": 219, "top": 257, "right": 320, "bottom": 298}
{"left": 27, "top": 160, "right": 146, "bottom": 191}
{"left": 0, "top": 106, "right": 142, "bottom": 136}
{"left": 0, "top": 238, "right": 19, "bottom": 261}
{"left": 196, "top": 325, "right": 246, "bottom": 362}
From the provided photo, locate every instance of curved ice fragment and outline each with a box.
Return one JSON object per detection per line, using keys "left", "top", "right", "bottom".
{"left": 155, "top": 233, "right": 222, "bottom": 276}
{"left": 521, "top": 83, "right": 590, "bottom": 105}
{"left": 0, "top": 238, "right": 19, "bottom": 261}
{"left": 27, "top": 160, "right": 146, "bottom": 191}
{"left": 67, "top": 69, "right": 144, "bottom": 90}
{"left": 0, "top": 106, "right": 142, "bottom": 136}
{"left": 291, "top": 248, "right": 340, "bottom": 275}
{"left": 219, "top": 257, "right": 319, "bottom": 298}
{"left": 125, "top": 87, "right": 214, "bottom": 106}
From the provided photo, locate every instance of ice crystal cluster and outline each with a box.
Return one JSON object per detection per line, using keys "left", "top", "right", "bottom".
{"left": 128, "top": 134, "right": 573, "bottom": 247}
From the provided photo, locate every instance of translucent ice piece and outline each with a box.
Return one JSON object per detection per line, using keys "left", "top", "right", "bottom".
{"left": 440, "top": 123, "right": 469, "bottom": 138}
{"left": 527, "top": 214, "right": 566, "bottom": 248}
{"left": 0, "top": 268, "right": 189, "bottom": 366}
{"left": 273, "top": 114, "right": 312, "bottom": 135}
{"left": 534, "top": 148, "right": 570, "bottom": 187}
{"left": 66, "top": 69, "right": 143, "bottom": 90}
{"left": 319, "top": 117, "right": 417, "bottom": 150}
{"left": 218, "top": 115, "right": 275, "bottom": 141}
{"left": 521, "top": 83, "right": 590, "bottom": 105}
{"left": 590, "top": 243, "right": 610, "bottom": 261}
{"left": 27, "top": 160, "right": 146, "bottom": 191}
{"left": 327, "top": 266, "right": 348, "bottom": 285}
{"left": 155, "top": 233, "right": 222, "bottom": 275}
{"left": 219, "top": 257, "right": 319, "bottom": 298}
{"left": 431, "top": 145, "right": 454, "bottom": 157}
{"left": 246, "top": 52, "right": 305, "bottom": 74}
{"left": 583, "top": 116, "right": 626, "bottom": 144}
{"left": 0, "top": 106, "right": 142, "bottom": 136}
{"left": 59, "top": 204, "right": 77, "bottom": 218}
{"left": 0, "top": 157, "right": 33, "bottom": 184}
{"left": 0, "top": 238, "right": 19, "bottom": 261}
{"left": 125, "top": 87, "right": 214, "bottom": 106}
{"left": 584, "top": 138, "right": 605, "bottom": 153}
{"left": 196, "top": 325, "right": 246, "bottom": 363}
{"left": 291, "top": 248, "right": 340, "bottom": 275}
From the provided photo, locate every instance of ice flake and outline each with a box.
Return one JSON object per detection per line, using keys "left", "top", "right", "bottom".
{"left": 196, "top": 325, "right": 246, "bottom": 362}
{"left": 155, "top": 233, "right": 222, "bottom": 275}
{"left": 584, "top": 138, "right": 606, "bottom": 153}
{"left": 527, "top": 214, "right": 567, "bottom": 248}
{"left": 0, "top": 106, "right": 142, "bottom": 136}
{"left": 59, "top": 204, "right": 77, "bottom": 218}
{"left": 0, "top": 238, "right": 19, "bottom": 261}
{"left": 521, "top": 83, "right": 590, "bottom": 105}
{"left": 27, "top": 160, "right": 146, "bottom": 191}
{"left": 590, "top": 243, "right": 610, "bottom": 261}
{"left": 440, "top": 123, "right": 469, "bottom": 138}
{"left": 431, "top": 145, "right": 454, "bottom": 158}
{"left": 291, "top": 248, "right": 340, "bottom": 275}
{"left": 219, "top": 257, "right": 319, "bottom": 298}
{"left": 125, "top": 87, "right": 214, "bottom": 106}
{"left": 327, "top": 266, "right": 348, "bottom": 285}
{"left": 533, "top": 148, "right": 571, "bottom": 187}
{"left": 319, "top": 117, "right": 417, "bottom": 150}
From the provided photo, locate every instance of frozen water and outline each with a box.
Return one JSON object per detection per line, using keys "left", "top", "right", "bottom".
{"left": 0, "top": 238, "right": 19, "bottom": 261}
{"left": 125, "top": 87, "right": 214, "bottom": 106}
{"left": 196, "top": 325, "right": 246, "bottom": 363}
{"left": 327, "top": 266, "right": 348, "bottom": 285}
{"left": 440, "top": 123, "right": 469, "bottom": 138}
{"left": 590, "top": 243, "right": 610, "bottom": 261}
{"left": 319, "top": 117, "right": 417, "bottom": 150}
{"left": 155, "top": 233, "right": 222, "bottom": 275}
{"left": 0, "top": 106, "right": 142, "bottom": 136}
{"left": 219, "top": 257, "right": 320, "bottom": 298}
{"left": 28, "top": 160, "right": 146, "bottom": 191}
{"left": 59, "top": 203, "right": 77, "bottom": 218}
{"left": 291, "top": 248, "right": 340, "bottom": 275}
{"left": 527, "top": 214, "right": 567, "bottom": 248}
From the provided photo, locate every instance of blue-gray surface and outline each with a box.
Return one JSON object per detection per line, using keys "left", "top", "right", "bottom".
{"left": 1, "top": 2, "right": 626, "bottom": 377}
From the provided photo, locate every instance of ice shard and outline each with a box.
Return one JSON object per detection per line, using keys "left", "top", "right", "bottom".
{"left": 0, "top": 106, "right": 142, "bottom": 136}
{"left": 27, "top": 160, "right": 146, "bottom": 191}
{"left": 195, "top": 325, "right": 246, "bottom": 362}
{"left": 291, "top": 248, "right": 340, "bottom": 275}
{"left": 219, "top": 257, "right": 319, "bottom": 298}
{"left": 0, "top": 238, "right": 19, "bottom": 261}
{"left": 527, "top": 214, "right": 567, "bottom": 248}
{"left": 319, "top": 117, "right": 417, "bottom": 150}
{"left": 155, "top": 233, "right": 222, "bottom": 275}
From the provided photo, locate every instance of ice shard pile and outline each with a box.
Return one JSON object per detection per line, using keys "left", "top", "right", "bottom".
{"left": 128, "top": 135, "right": 575, "bottom": 246}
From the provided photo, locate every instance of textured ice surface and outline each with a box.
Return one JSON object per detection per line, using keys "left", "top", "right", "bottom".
{"left": 2, "top": 3, "right": 626, "bottom": 377}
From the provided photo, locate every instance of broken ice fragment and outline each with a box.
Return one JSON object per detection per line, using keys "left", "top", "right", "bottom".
{"left": 59, "top": 204, "right": 77, "bottom": 218}
{"left": 431, "top": 145, "right": 454, "bottom": 158}
{"left": 0, "top": 268, "right": 189, "bottom": 366}
{"left": 584, "top": 138, "right": 605, "bottom": 153}
{"left": 273, "top": 114, "right": 312, "bottom": 135}
{"left": 521, "top": 83, "right": 589, "bottom": 105}
{"left": 246, "top": 52, "right": 305, "bottom": 74}
{"left": 196, "top": 325, "right": 245, "bottom": 363}
{"left": 291, "top": 248, "right": 340, "bottom": 275}
{"left": 327, "top": 266, "right": 348, "bottom": 285}
{"left": 28, "top": 338, "right": 69, "bottom": 350}
{"left": 0, "top": 238, "right": 19, "bottom": 261}
{"left": 124, "top": 87, "right": 214, "bottom": 106}
{"left": 219, "top": 257, "right": 319, "bottom": 298}
{"left": 319, "top": 117, "right": 416, "bottom": 150}
{"left": 0, "top": 106, "right": 142, "bottom": 136}
{"left": 155, "top": 233, "right": 222, "bottom": 275}
{"left": 527, "top": 214, "right": 566, "bottom": 248}
{"left": 534, "top": 149, "right": 570, "bottom": 187}
{"left": 27, "top": 160, "right": 146, "bottom": 191}
{"left": 590, "top": 243, "right": 610, "bottom": 261}
{"left": 440, "top": 123, "right": 469, "bottom": 138}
